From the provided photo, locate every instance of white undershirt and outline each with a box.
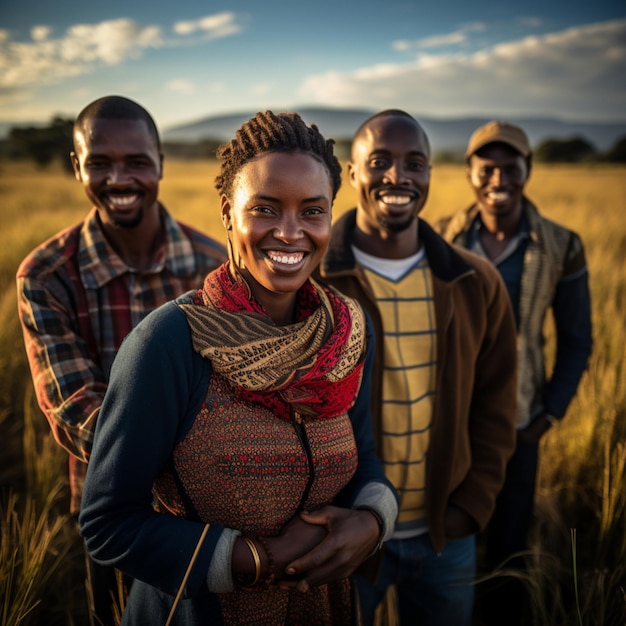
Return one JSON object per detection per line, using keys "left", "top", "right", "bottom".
{"left": 352, "top": 246, "right": 425, "bottom": 281}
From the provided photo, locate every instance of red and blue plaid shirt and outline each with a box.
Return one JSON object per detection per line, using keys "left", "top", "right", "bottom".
{"left": 17, "top": 205, "right": 226, "bottom": 510}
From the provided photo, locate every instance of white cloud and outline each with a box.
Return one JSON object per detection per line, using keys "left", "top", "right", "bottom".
{"left": 173, "top": 12, "right": 241, "bottom": 38}
{"left": 62, "top": 20, "right": 162, "bottom": 64}
{"left": 460, "top": 22, "right": 488, "bottom": 33}
{"left": 0, "top": 19, "right": 163, "bottom": 88}
{"left": 299, "top": 19, "right": 626, "bottom": 121}
{"left": 417, "top": 32, "right": 468, "bottom": 48}
{"left": 0, "top": 13, "right": 242, "bottom": 90}
{"left": 31, "top": 25, "right": 52, "bottom": 42}
{"left": 251, "top": 83, "right": 273, "bottom": 96}
{"left": 517, "top": 17, "right": 543, "bottom": 28}
{"left": 395, "top": 22, "right": 487, "bottom": 51}
{"left": 167, "top": 79, "right": 196, "bottom": 95}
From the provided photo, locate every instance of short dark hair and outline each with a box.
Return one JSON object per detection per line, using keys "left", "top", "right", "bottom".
{"left": 73, "top": 95, "right": 161, "bottom": 152}
{"left": 214, "top": 110, "right": 342, "bottom": 200}
{"left": 351, "top": 109, "right": 431, "bottom": 159}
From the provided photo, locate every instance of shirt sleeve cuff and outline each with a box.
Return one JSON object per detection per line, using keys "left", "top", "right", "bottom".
{"left": 352, "top": 481, "right": 398, "bottom": 545}
{"left": 206, "top": 529, "right": 239, "bottom": 593}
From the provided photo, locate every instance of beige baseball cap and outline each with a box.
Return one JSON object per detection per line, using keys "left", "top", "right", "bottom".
{"left": 465, "top": 120, "right": 531, "bottom": 159}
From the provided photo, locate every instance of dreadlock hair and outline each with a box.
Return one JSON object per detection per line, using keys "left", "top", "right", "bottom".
{"left": 73, "top": 95, "right": 161, "bottom": 153}
{"left": 214, "top": 111, "right": 342, "bottom": 200}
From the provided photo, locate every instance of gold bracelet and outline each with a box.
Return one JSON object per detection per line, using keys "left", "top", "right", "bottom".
{"left": 242, "top": 535, "right": 262, "bottom": 586}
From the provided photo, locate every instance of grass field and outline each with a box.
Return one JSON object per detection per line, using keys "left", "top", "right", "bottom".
{"left": 1, "top": 159, "right": 625, "bottom": 625}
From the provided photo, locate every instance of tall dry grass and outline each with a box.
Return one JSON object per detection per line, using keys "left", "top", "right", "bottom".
{"left": 1, "top": 159, "right": 624, "bottom": 624}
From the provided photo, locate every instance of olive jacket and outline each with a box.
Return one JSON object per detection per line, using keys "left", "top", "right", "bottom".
{"left": 436, "top": 198, "right": 592, "bottom": 427}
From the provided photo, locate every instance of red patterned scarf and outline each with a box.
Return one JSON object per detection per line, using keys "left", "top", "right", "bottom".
{"left": 179, "top": 263, "right": 366, "bottom": 420}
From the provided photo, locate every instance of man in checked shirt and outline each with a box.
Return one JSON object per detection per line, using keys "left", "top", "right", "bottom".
{"left": 16, "top": 95, "right": 227, "bottom": 626}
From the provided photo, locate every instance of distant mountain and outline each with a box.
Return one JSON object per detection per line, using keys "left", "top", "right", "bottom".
{"left": 2, "top": 108, "right": 623, "bottom": 155}
{"left": 162, "top": 107, "right": 374, "bottom": 144}
{"left": 162, "top": 107, "right": 626, "bottom": 154}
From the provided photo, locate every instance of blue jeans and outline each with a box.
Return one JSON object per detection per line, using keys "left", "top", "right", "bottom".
{"left": 353, "top": 534, "right": 476, "bottom": 626}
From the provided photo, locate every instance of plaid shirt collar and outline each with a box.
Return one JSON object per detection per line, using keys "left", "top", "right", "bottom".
{"left": 78, "top": 205, "right": 198, "bottom": 289}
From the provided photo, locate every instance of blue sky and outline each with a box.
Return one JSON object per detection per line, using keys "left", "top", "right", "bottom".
{"left": 1, "top": 1, "right": 624, "bottom": 131}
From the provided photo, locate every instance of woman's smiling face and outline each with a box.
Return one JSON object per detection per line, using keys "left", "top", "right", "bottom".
{"left": 221, "top": 151, "right": 333, "bottom": 324}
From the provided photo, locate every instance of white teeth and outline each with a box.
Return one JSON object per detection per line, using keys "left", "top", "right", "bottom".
{"left": 267, "top": 252, "right": 304, "bottom": 265}
{"left": 488, "top": 192, "right": 509, "bottom": 202}
{"left": 108, "top": 194, "right": 138, "bottom": 207}
{"left": 381, "top": 195, "right": 412, "bottom": 206}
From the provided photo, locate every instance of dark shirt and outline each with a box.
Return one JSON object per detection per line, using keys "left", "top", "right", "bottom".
{"left": 466, "top": 215, "right": 530, "bottom": 328}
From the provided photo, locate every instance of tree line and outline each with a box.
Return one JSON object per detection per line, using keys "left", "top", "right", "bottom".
{"left": 1, "top": 117, "right": 625, "bottom": 169}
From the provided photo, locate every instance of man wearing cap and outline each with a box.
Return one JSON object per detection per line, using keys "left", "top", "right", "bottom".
{"left": 436, "top": 121, "right": 593, "bottom": 624}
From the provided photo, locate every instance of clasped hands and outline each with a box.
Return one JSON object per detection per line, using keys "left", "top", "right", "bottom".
{"left": 235, "top": 505, "right": 381, "bottom": 593}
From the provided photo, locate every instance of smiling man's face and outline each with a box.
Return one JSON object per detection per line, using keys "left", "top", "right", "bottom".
{"left": 349, "top": 114, "right": 431, "bottom": 240}
{"left": 71, "top": 118, "right": 163, "bottom": 231}
{"left": 467, "top": 143, "right": 529, "bottom": 221}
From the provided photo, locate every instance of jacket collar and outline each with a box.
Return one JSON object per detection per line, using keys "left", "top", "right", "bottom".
{"left": 444, "top": 196, "right": 541, "bottom": 245}
{"left": 322, "top": 209, "right": 473, "bottom": 283}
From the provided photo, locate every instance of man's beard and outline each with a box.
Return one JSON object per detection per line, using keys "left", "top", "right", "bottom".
{"left": 378, "top": 214, "right": 415, "bottom": 234}
{"left": 110, "top": 208, "right": 144, "bottom": 230}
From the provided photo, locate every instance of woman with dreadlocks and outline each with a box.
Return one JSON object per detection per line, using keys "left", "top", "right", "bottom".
{"left": 79, "top": 111, "right": 398, "bottom": 625}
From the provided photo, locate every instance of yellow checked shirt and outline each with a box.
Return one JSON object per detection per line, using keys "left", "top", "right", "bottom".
{"left": 363, "top": 259, "right": 436, "bottom": 536}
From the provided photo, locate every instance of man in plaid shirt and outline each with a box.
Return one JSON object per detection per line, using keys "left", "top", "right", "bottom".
{"left": 16, "top": 95, "right": 226, "bottom": 626}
